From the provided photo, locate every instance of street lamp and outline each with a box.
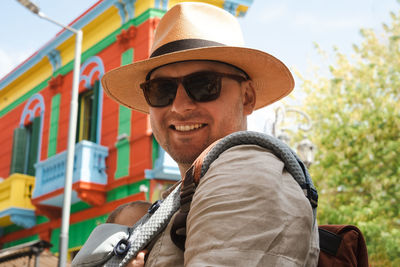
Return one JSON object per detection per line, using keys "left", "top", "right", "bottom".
{"left": 16, "top": 1, "right": 83, "bottom": 267}
{"left": 267, "top": 104, "right": 315, "bottom": 167}
{"left": 296, "top": 138, "right": 315, "bottom": 168}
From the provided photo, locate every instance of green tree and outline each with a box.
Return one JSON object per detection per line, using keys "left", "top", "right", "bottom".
{"left": 298, "top": 8, "right": 400, "bottom": 267}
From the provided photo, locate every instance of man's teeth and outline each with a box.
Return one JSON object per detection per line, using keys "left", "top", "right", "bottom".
{"left": 175, "top": 124, "right": 203, "bottom": 131}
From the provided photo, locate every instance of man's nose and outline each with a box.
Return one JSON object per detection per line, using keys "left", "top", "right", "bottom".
{"left": 170, "top": 84, "right": 196, "bottom": 113}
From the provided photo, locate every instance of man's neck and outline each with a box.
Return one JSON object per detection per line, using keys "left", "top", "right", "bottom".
{"left": 178, "top": 163, "right": 191, "bottom": 178}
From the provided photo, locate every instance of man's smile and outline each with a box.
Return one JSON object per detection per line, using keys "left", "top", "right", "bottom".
{"left": 170, "top": 123, "right": 207, "bottom": 132}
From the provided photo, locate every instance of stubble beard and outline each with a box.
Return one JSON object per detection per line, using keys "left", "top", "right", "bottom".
{"left": 164, "top": 134, "right": 211, "bottom": 166}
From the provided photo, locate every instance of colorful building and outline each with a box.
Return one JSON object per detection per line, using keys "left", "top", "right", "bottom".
{"left": 0, "top": 0, "right": 252, "bottom": 262}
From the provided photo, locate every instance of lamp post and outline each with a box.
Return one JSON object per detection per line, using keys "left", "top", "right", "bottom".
{"left": 267, "top": 104, "right": 315, "bottom": 167}
{"left": 16, "top": 1, "right": 82, "bottom": 266}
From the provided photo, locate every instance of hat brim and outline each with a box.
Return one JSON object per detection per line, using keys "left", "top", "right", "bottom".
{"left": 101, "top": 46, "right": 294, "bottom": 114}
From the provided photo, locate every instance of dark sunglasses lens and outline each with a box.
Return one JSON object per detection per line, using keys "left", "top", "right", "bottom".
{"left": 184, "top": 72, "right": 220, "bottom": 102}
{"left": 145, "top": 79, "right": 177, "bottom": 107}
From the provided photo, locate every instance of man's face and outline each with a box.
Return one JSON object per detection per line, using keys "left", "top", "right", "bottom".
{"left": 148, "top": 61, "right": 255, "bottom": 169}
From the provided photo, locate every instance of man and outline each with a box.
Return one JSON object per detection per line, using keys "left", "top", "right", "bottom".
{"left": 102, "top": 2, "right": 319, "bottom": 266}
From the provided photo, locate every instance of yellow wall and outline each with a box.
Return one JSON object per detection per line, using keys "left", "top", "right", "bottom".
{"left": 58, "top": 6, "right": 122, "bottom": 69}
{"left": 135, "top": 0, "right": 155, "bottom": 16}
{"left": 168, "top": 0, "right": 223, "bottom": 9}
{"left": 0, "top": 57, "right": 52, "bottom": 111}
{"left": 0, "top": 4, "right": 122, "bottom": 112}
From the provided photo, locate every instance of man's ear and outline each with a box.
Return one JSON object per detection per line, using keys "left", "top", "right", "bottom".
{"left": 242, "top": 80, "right": 256, "bottom": 115}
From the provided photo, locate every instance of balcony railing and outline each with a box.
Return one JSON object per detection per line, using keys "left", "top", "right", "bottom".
{"left": 0, "top": 174, "right": 35, "bottom": 229}
{"left": 145, "top": 145, "right": 180, "bottom": 181}
{"left": 32, "top": 140, "right": 108, "bottom": 208}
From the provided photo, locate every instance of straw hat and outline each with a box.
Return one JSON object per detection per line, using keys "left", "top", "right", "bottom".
{"left": 102, "top": 2, "right": 294, "bottom": 113}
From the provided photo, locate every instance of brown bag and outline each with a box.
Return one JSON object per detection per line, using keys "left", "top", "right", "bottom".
{"left": 318, "top": 224, "right": 369, "bottom": 267}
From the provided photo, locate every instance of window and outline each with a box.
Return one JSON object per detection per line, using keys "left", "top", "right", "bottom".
{"left": 10, "top": 116, "right": 41, "bottom": 176}
{"left": 76, "top": 81, "right": 100, "bottom": 143}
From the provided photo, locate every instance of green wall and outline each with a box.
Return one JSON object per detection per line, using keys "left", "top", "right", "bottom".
{"left": 115, "top": 48, "right": 134, "bottom": 179}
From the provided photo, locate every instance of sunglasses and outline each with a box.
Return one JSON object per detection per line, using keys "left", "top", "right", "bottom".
{"left": 140, "top": 71, "right": 248, "bottom": 107}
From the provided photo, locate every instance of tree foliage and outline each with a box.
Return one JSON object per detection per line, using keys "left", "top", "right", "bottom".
{"left": 298, "top": 9, "right": 400, "bottom": 266}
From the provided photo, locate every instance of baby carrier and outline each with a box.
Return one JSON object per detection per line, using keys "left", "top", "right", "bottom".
{"left": 72, "top": 131, "right": 368, "bottom": 267}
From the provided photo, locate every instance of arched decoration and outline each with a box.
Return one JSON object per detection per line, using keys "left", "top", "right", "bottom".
{"left": 20, "top": 94, "right": 45, "bottom": 127}
{"left": 47, "top": 49, "right": 62, "bottom": 72}
{"left": 115, "top": 0, "right": 136, "bottom": 24}
{"left": 155, "top": 0, "right": 168, "bottom": 10}
{"left": 19, "top": 93, "right": 45, "bottom": 163}
{"left": 123, "top": 0, "right": 136, "bottom": 20}
{"left": 79, "top": 56, "right": 105, "bottom": 144}
{"left": 223, "top": 1, "right": 239, "bottom": 15}
{"left": 114, "top": 2, "right": 127, "bottom": 24}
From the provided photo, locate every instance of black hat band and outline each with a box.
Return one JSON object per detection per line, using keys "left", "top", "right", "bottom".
{"left": 150, "top": 39, "right": 225, "bottom": 58}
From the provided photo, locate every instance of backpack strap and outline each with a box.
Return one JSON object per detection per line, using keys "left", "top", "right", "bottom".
{"left": 171, "top": 131, "right": 318, "bottom": 251}
{"left": 318, "top": 227, "right": 343, "bottom": 256}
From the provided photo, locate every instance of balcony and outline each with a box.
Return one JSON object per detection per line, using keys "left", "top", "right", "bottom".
{"left": 0, "top": 174, "right": 36, "bottom": 229}
{"left": 145, "top": 145, "right": 180, "bottom": 181}
{"left": 32, "top": 140, "right": 108, "bottom": 214}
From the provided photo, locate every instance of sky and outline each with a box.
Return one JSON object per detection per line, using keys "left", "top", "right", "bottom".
{"left": 1, "top": 0, "right": 400, "bottom": 131}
